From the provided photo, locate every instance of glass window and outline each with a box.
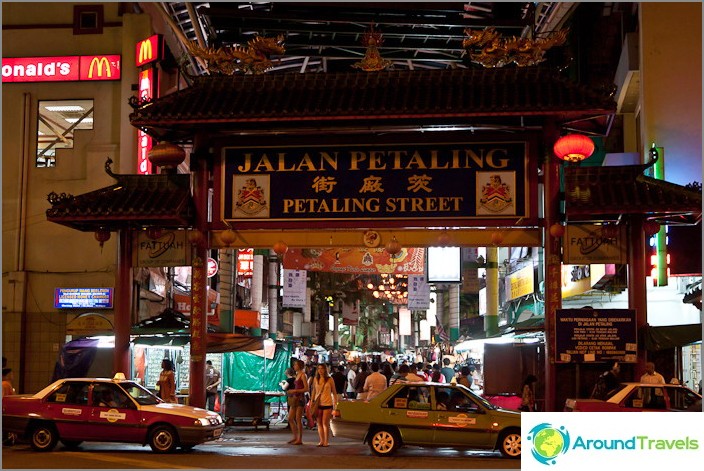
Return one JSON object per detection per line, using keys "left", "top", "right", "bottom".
{"left": 92, "top": 383, "right": 134, "bottom": 409}
{"left": 46, "top": 381, "right": 89, "bottom": 405}
{"left": 385, "top": 385, "right": 431, "bottom": 410}
{"left": 667, "top": 387, "right": 702, "bottom": 411}
{"left": 627, "top": 386, "right": 666, "bottom": 409}
{"left": 36, "top": 99, "right": 94, "bottom": 167}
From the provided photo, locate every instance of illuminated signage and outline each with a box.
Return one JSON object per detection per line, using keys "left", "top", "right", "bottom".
{"left": 207, "top": 258, "right": 219, "bottom": 278}
{"left": 54, "top": 288, "right": 114, "bottom": 309}
{"left": 426, "top": 246, "right": 462, "bottom": 283}
{"left": 237, "top": 249, "right": 254, "bottom": 277}
{"left": 505, "top": 265, "right": 535, "bottom": 300}
{"left": 135, "top": 35, "right": 162, "bottom": 67}
{"left": 2, "top": 55, "right": 121, "bottom": 83}
{"left": 137, "top": 68, "right": 154, "bottom": 174}
{"left": 555, "top": 308, "right": 637, "bottom": 363}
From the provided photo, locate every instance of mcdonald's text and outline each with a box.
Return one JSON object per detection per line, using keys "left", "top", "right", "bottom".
{"left": 2, "top": 55, "right": 121, "bottom": 83}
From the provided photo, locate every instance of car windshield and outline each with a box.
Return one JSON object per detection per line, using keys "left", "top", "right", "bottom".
{"left": 456, "top": 384, "right": 496, "bottom": 410}
{"left": 117, "top": 381, "right": 161, "bottom": 405}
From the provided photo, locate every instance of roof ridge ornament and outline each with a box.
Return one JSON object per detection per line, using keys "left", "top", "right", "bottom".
{"left": 186, "top": 35, "right": 285, "bottom": 75}
{"left": 352, "top": 25, "right": 392, "bottom": 72}
{"left": 462, "top": 27, "right": 569, "bottom": 68}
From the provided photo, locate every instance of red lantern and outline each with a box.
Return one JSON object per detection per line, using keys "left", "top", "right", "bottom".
{"left": 148, "top": 142, "right": 186, "bottom": 170}
{"left": 385, "top": 236, "right": 402, "bottom": 256}
{"left": 490, "top": 231, "right": 504, "bottom": 246}
{"left": 187, "top": 230, "right": 204, "bottom": 245}
{"left": 643, "top": 220, "right": 661, "bottom": 237}
{"left": 437, "top": 231, "right": 452, "bottom": 246}
{"left": 553, "top": 134, "right": 595, "bottom": 163}
{"left": 602, "top": 224, "right": 619, "bottom": 239}
{"left": 273, "top": 240, "right": 289, "bottom": 256}
{"left": 94, "top": 228, "right": 111, "bottom": 249}
{"left": 549, "top": 223, "right": 565, "bottom": 238}
{"left": 220, "top": 229, "right": 237, "bottom": 246}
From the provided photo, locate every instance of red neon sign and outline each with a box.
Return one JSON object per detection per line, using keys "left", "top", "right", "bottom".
{"left": 2, "top": 55, "right": 121, "bottom": 83}
{"left": 135, "top": 35, "right": 162, "bottom": 67}
{"left": 237, "top": 249, "right": 254, "bottom": 278}
{"left": 137, "top": 68, "right": 154, "bottom": 175}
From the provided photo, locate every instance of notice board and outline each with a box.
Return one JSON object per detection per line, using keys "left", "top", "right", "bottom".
{"left": 555, "top": 308, "right": 637, "bottom": 363}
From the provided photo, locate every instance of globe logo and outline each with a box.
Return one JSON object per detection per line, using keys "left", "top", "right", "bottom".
{"left": 527, "top": 423, "right": 571, "bottom": 465}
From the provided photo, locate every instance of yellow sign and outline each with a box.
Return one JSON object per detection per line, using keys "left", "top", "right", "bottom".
{"left": 564, "top": 224, "right": 626, "bottom": 264}
{"left": 506, "top": 265, "right": 534, "bottom": 300}
{"left": 88, "top": 56, "right": 111, "bottom": 79}
{"left": 66, "top": 313, "right": 113, "bottom": 335}
{"left": 138, "top": 39, "right": 153, "bottom": 65}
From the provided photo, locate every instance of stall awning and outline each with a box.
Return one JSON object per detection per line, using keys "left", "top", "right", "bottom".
{"left": 206, "top": 333, "right": 265, "bottom": 353}
{"left": 641, "top": 323, "right": 702, "bottom": 351}
{"left": 46, "top": 158, "right": 194, "bottom": 232}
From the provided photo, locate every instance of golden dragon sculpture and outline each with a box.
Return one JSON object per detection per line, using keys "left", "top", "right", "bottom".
{"left": 187, "top": 35, "right": 286, "bottom": 75}
{"left": 463, "top": 27, "right": 569, "bottom": 68}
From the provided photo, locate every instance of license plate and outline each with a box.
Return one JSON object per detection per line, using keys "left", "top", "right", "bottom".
{"left": 214, "top": 428, "right": 222, "bottom": 437}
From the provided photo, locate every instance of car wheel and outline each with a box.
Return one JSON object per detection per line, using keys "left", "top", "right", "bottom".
{"left": 149, "top": 425, "right": 178, "bottom": 453}
{"left": 61, "top": 440, "right": 83, "bottom": 449}
{"left": 30, "top": 423, "right": 58, "bottom": 452}
{"left": 498, "top": 429, "right": 521, "bottom": 458}
{"left": 368, "top": 427, "right": 400, "bottom": 456}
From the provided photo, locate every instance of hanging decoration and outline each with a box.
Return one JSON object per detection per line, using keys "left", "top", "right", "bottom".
{"left": 462, "top": 27, "right": 569, "bottom": 68}
{"left": 146, "top": 227, "right": 163, "bottom": 240}
{"left": 186, "top": 35, "right": 285, "bottom": 75}
{"left": 273, "top": 240, "right": 289, "bottom": 256}
{"left": 643, "top": 220, "right": 661, "bottom": 237}
{"left": 490, "top": 231, "right": 504, "bottom": 246}
{"left": 553, "top": 134, "right": 596, "bottom": 163}
{"left": 385, "top": 236, "right": 402, "bottom": 256}
{"left": 220, "top": 228, "right": 237, "bottom": 246}
{"left": 549, "top": 223, "right": 565, "bottom": 238}
{"left": 94, "top": 228, "right": 111, "bottom": 249}
{"left": 352, "top": 26, "right": 392, "bottom": 72}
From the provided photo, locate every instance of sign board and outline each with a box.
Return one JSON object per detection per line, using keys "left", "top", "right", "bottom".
{"left": 237, "top": 248, "right": 254, "bottom": 277}
{"left": 219, "top": 140, "right": 533, "bottom": 226}
{"left": 66, "top": 313, "right": 113, "bottom": 335}
{"left": 555, "top": 308, "right": 637, "bottom": 363}
{"left": 407, "top": 274, "right": 430, "bottom": 310}
{"left": 136, "top": 67, "right": 155, "bottom": 175}
{"left": 505, "top": 264, "right": 534, "bottom": 300}
{"left": 564, "top": 224, "right": 627, "bottom": 264}
{"left": 55, "top": 288, "right": 113, "bottom": 309}
{"left": 2, "top": 55, "right": 121, "bottom": 82}
{"left": 426, "top": 246, "right": 462, "bottom": 283}
{"left": 133, "top": 230, "right": 190, "bottom": 268}
{"left": 207, "top": 258, "right": 219, "bottom": 278}
{"left": 135, "top": 34, "right": 162, "bottom": 67}
{"left": 282, "top": 269, "right": 307, "bottom": 308}
{"left": 284, "top": 247, "right": 425, "bottom": 275}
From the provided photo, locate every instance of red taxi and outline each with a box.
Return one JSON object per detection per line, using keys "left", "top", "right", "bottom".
{"left": 565, "top": 382, "right": 702, "bottom": 412}
{"left": 2, "top": 374, "right": 224, "bottom": 453}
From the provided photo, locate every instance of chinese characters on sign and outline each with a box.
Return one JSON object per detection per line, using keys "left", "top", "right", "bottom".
{"left": 221, "top": 141, "right": 532, "bottom": 224}
{"left": 555, "top": 308, "right": 637, "bottom": 363}
{"left": 282, "top": 269, "right": 307, "bottom": 308}
{"left": 407, "top": 274, "right": 430, "bottom": 310}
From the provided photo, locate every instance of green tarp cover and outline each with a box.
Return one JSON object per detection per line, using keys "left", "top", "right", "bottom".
{"left": 223, "top": 343, "right": 291, "bottom": 402}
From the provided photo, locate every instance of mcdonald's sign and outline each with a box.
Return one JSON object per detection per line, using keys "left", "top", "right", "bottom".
{"left": 78, "top": 55, "right": 121, "bottom": 81}
{"left": 135, "top": 35, "right": 162, "bottom": 67}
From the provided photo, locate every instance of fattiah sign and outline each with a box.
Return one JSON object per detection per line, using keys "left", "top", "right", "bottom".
{"left": 219, "top": 140, "right": 533, "bottom": 226}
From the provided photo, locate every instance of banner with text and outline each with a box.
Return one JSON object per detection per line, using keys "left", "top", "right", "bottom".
{"left": 408, "top": 274, "right": 431, "bottom": 310}
{"left": 283, "top": 269, "right": 307, "bottom": 308}
{"left": 283, "top": 247, "right": 425, "bottom": 275}
{"left": 220, "top": 141, "right": 531, "bottom": 225}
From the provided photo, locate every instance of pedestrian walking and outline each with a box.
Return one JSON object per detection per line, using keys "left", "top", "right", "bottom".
{"left": 311, "top": 364, "right": 337, "bottom": 447}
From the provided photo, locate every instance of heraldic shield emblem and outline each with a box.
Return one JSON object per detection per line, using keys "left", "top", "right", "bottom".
{"left": 233, "top": 175, "right": 270, "bottom": 218}
{"left": 476, "top": 171, "right": 516, "bottom": 215}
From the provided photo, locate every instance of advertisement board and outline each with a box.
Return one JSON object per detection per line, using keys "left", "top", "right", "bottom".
{"left": 54, "top": 288, "right": 113, "bottom": 309}
{"left": 564, "top": 224, "right": 627, "bottom": 264}
{"left": 555, "top": 308, "right": 637, "bottom": 363}
{"left": 2, "top": 55, "right": 121, "bottom": 82}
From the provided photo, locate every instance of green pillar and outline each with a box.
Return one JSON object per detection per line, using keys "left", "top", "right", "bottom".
{"left": 484, "top": 246, "right": 500, "bottom": 337}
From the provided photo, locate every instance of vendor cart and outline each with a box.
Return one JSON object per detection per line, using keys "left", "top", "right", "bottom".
{"left": 223, "top": 390, "right": 285, "bottom": 430}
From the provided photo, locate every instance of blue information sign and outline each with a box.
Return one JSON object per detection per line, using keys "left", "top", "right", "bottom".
{"left": 54, "top": 288, "right": 114, "bottom": 309}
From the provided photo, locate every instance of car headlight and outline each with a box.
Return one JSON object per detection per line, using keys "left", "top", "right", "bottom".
{"left": 195, "top": 418, "right": 210, "bottom": 426}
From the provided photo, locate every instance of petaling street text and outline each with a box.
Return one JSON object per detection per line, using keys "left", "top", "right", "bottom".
{"left": 282, "top": 196, "right": 464, "bottom": 214}
{"left": 236, "top": 147, "right": 513, "bottom": 173}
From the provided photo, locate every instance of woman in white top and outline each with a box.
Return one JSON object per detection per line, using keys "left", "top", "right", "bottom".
{"left": 311, "top": 364, "right": 337, "bottom": 447}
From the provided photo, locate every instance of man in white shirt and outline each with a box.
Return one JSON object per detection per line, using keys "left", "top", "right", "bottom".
{"left": 346, "top": 364, "right": 357, "bottom": 399}
{"left": 640, "top": 362, "right": 665, "bottom": 384}
{"left": 363, "top": 363, "right": 388, "bottom": 400}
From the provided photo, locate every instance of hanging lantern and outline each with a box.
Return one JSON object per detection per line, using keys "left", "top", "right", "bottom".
{"left": 490, "top": 231, "right": 504, "bottom": 246}
{"left": 549, "top": 223, "right": 565, "bottom": 238}
{"left": 385, "top": 236, "right": 402, "bottom": 256}
{"left": 553, "top": 134, "right": 595, "bottom": 163}
{"left": 146, "top": 227, "right": 163, "bottom": 240}
{"left": 643, "top": 220, "right": 661, "bottom": 237}
{"left": 187, "top": 229, "right": 204, "bottom": 245}
{"left": 436, "top": 231, "right": 452, "bottom": 246}
{"left": 94, "top": 228, "right": 111, "bottom": 249}
{"left": 148, "top": 142, "right": 186, "bottom": 171}
{"left": 220, "top": 229, "right": 237, "bottom": 246}
{"left": 273, "top": 240, "right": 289, "bottom": 256}
{"left": 602, "top": 224, "right": 619, "bottom": 239}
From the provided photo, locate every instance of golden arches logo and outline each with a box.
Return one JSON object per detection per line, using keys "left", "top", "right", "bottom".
{"left": 138, "top": 39, "right": 153, "bottom": 64}
{"left": 87, "top": 57, "right": 111, "bottom": 79}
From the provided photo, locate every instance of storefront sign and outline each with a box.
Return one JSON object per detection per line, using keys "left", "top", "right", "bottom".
{"left": 2, "top": 55, "right": 121, "bottom": 82}
{"left": 505, "top": 265, "right": 534, "bottom": 300}
{"left": 135, "top": 35, "right": 162, "bottom": 67}
{"left": 408, "top": 274, "right": 430, "bottom": 310}
{"left": 136, "top": 68, "right": 155, "bottom": 174}
{"left": 555, "top": 308, "right": 637, "bottom": 363}
{"left": 237, "top": 248, "right": 254, "bottom": 277}
{"left": 564, "top": 224, "right": 627, "bottom": 264}
{"left": 561, "top": 264, "right": 608, "bottom": 298}
{"left": 207, "top": 258, "right": 219, "bottom": 278}
{"left": 133, "top": 230, "right": 190, "bottom": 267}
{"left": 55, "top": 288, "right": 113, "bottom": 309}
{"left": 219, "top": 141, "right": 532, "bottom": 225}
{"left": 66, "top": 313, "right": 114, "bottom": 335}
